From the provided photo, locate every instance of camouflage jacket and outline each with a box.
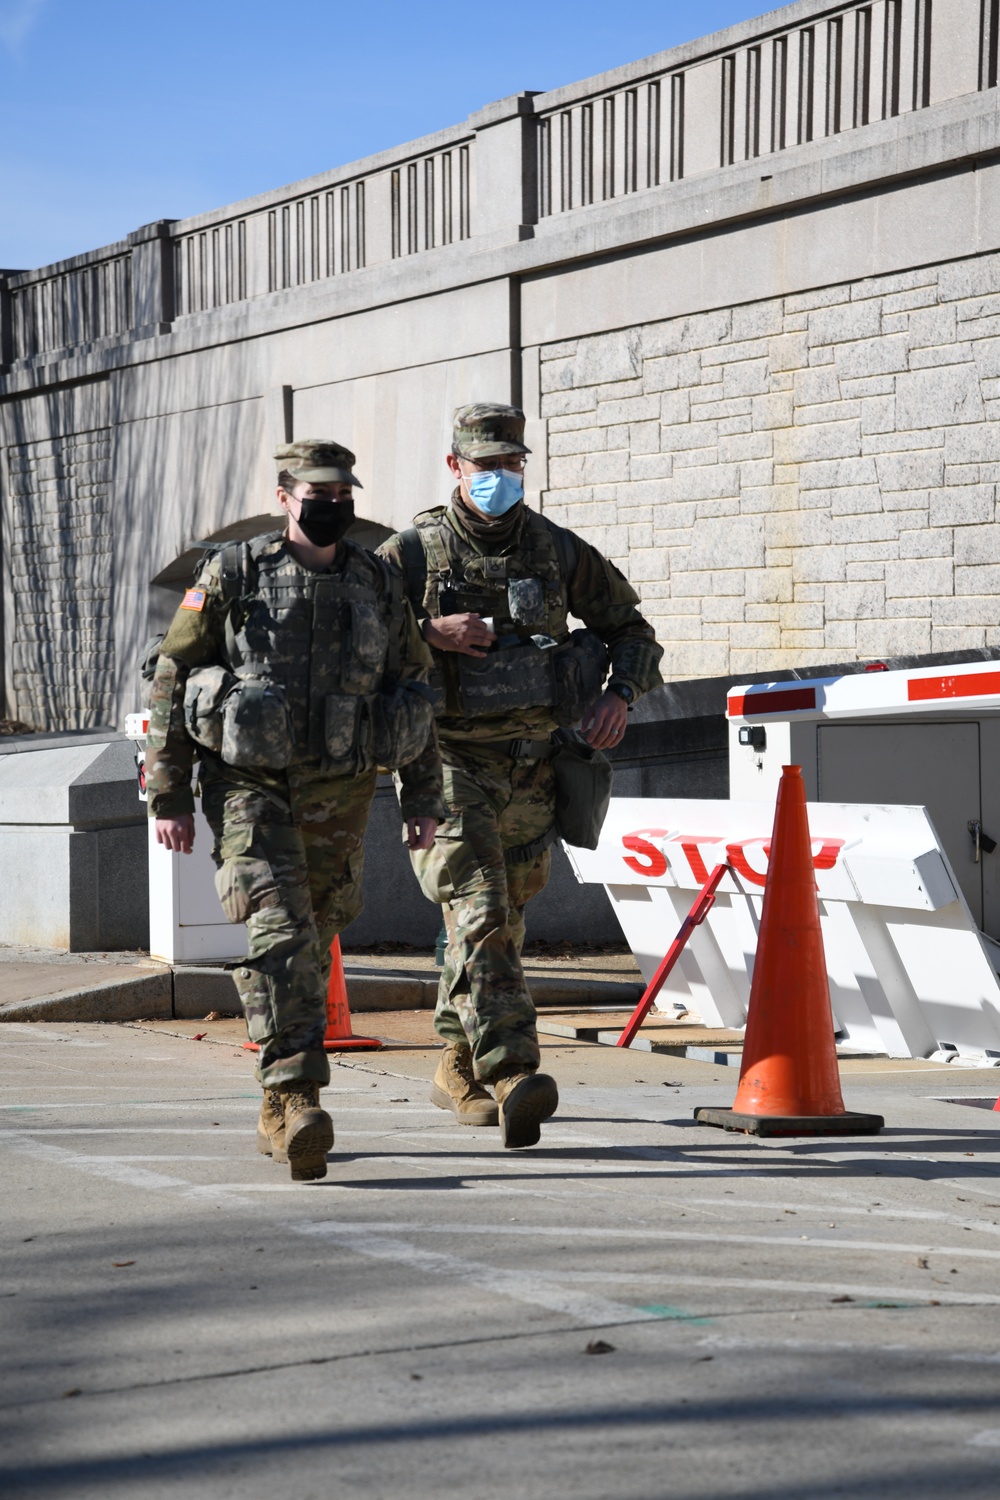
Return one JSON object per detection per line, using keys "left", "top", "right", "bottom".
{"left": 378, "top": 498, "right": 663, "bottom": 744}
{"left": 146, "top": 534, "right": 445, "bottom": 821}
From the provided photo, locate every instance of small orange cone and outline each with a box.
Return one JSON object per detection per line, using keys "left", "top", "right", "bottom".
{"left": 322, "top": 937, "right": 383, "bottom": 1052}
{"left": 694, "top": 765, "right": 883, "bottom": 1137}
{"left": 243, "top": 937, "right": 383, "bottom": 1054}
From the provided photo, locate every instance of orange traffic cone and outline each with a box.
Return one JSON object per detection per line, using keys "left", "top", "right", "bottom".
{"left": 322, "top": 937, "right": 383, "bottom": 1052}
{"left": 694, "top": 765, "right": 883, "bottom": 1137}
{"left": 243, "top": 937, "right": 383, "bottom": 1054}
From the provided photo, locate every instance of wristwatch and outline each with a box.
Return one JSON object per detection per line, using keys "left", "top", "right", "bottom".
{"left": 609, "top": 682, "right": 635, "bottom": 705}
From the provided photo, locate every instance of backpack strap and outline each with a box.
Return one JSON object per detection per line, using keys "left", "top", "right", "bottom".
{"left": 398, "top": 526, "right": 429, "bottom": 614}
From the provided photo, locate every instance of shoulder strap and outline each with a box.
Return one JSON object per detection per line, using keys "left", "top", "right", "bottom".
{"left": 539, "top": 513, "right": 580, "bottom": 583}
{"left": 398, "top": 527, "right": 429, "bottom": 606}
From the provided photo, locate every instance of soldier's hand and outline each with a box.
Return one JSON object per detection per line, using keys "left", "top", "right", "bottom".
{"left": 422, "top": 613, "right": 496, "bottom": 658}
{"left": 582, "top": 690, "right": 629, "bottom": 751}
{"left": 406, "top": 817, "right": 438, "bottom": 851}
{"left": 155, "top": 815, "right": 196, "bottom": 854}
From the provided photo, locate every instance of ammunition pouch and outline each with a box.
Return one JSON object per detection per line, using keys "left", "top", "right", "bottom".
{"left": 551, "top": 629, "right": 610, "bottom": 727}
{"left": 221, "top": 677, "right": 295, "bottom": 770}
{"left": 373, "top": 681, "right": 436, "bottom": 769}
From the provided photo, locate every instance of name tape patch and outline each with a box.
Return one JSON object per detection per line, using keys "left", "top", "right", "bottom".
{"left": 180, "top": 588, "right": 207, "bottom": 612}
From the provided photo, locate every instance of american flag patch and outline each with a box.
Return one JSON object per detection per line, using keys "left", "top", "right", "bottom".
{"left": 180, "top": 588, "right": 206, "bottom": 612}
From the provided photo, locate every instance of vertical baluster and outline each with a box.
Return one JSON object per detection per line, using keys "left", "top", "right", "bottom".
{"left": 560, "top": 109, "right": 573, "bottom": 211}
{"left": 407, "top": 163, "right": 418, "bottom": 255}
{"left": 913, "top": 0, "right": 932, "bottom": 107}
{"left": 826, "top": 15, "right": 844, "bottom": 134}
{"left": 602, "top": 94, "right": 616, "bottom": 199}
{"left": 310, "top": 198, "right": 319, "bottom": 281}
{"left": 581, "top": 104, "right": 595, "bottom": 204}
{"left": 459, "top": 145, "right": 471, "bottom": 239}
{"left": 633, "top": 84, "right": 649, "bottom": 190}
{"left": 670, "top": 72, "right": 685, "bottom": 180}
{"left": 624, "top": 89, "right": 638, "bottom": 192}
{"left": 356, "top": 182, "right": 366, "bottom": 269}
{"left": 744, "top": 47, "right": 760, "bottom": 160}
{"left": 721, "top": 54, "right": 737, "bottom": 164}
{"left": 390, "top": 173, "right": 401, "bottom": 259}
{"left": 772, "top": 34, "right": 788, "bottom": 151}
{"left": 646, "top": 81, "right": 661, "bottom": 188}
{"left": 537, "top": 117, "right": 551, "bottom": 218}
{"left": 441, "top": 153, "right": 453, "bottom": 244}
{"left": 981, "top": 0, "right": 999, "bottom": 87}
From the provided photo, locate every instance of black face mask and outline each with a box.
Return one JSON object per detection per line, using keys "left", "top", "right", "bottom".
{"left": 295, "top": 496, "right": 355, "bottom": 548}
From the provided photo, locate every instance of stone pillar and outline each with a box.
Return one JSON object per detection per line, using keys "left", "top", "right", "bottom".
{"left": 468, "top": 92, "right": 539, "bottom": 250}
{"left": 128, "top": 219, "right": 177, "bottom": 336}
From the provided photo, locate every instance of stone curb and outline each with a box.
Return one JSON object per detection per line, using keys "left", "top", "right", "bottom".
{"left": 0, "top": 971, "right": 173, "bottom": 1023}
{"left": 0, "top": 965, "right": 644, "bottom": 1022}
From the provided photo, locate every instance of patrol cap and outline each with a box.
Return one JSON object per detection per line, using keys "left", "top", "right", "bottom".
{"left": 452, "top": 403, "right": 531, "bottom": 459}
{"left": 275, "top": 438, "right": 363, "bottom": 487}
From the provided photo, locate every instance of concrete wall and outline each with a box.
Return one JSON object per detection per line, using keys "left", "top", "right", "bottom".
{"left": 2, "top": 0, "right": 1000, "bottom": 729}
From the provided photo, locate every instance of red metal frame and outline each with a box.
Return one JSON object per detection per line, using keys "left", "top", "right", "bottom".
{"left": 616, "top": 863, "right": 729, "bottom": 1048}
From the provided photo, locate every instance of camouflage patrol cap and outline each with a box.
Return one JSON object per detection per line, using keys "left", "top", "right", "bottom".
{"left": 275, "top": 438, "right": 363, "bottom": 487}
{"left": 452, "top": 403, "right": 531, "bottom": 459}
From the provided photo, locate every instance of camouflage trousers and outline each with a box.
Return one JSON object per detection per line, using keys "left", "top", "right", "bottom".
{"left": 201, "top": 757, "right": 378, "bottom": 1090}
{"left": 409, "top": 741, "right": 554, "bottom": 1081}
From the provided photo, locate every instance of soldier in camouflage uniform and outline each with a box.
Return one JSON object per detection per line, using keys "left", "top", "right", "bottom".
{"left": 148, "top": 439, "right": 444, "bottom": 1181}
{"left": 379, "top": 404, "right": 663, "bottom": 1148}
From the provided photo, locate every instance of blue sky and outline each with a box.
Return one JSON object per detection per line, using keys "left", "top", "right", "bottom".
{"left": 0, "top": 0, "right": 762, "bottom": 271}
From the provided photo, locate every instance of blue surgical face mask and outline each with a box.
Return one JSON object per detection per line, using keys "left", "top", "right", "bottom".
{"left": 466, "top": 466, "right": 524, "bottom": 517}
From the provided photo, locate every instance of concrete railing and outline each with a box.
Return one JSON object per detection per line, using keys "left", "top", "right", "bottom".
{"left": 0, "top": 0, "right": 993, "bottom": 365}
{"left": 169, "top": 125, "right": 474, "bottom": 318}
{"left": 534, "top": 0, "right": 983, "bottom": 213}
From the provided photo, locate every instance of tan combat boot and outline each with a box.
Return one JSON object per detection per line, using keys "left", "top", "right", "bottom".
{"left": 256, "top": 1088, "right": 288, "bottom": 1163}
{"left": 279, "top": 1080, "right": 334, "bottom": 1181}
{"left": 493, "top": 1065, "right": 558, "bottom": 1150}
{"left": 430, "top": 1044, "right": 500, "bottom": 1127}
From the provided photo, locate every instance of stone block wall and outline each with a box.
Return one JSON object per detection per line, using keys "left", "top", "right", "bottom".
{"left": 538, "top": 252, "right": 1000, "bottom": 679}
{"left": 6, "top": 431, "right": 115, "bottom": 728}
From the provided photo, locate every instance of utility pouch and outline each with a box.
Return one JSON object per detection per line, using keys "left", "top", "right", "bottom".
{"left": 373, "top": 681, "right": 436, "bottom": 769}
{"left": 551, "top": 629, "right": 609, "bottom": 726}
{"left": 551, "top": 727, "right": 613, "bottom": 850}
{"left": 340, "top": 601, "right": 389, "bottom": 693}
{"left": 457, "top": 640, "right": 557, "bottom": 717}
{"left": 182, "top": 665, "right": 237, "bottom": 754}
{"left": 324, "top": 692, "right": 370, "bottom": 771}
{"left": 220, "top": 677, "right": 294, "bottom": 769}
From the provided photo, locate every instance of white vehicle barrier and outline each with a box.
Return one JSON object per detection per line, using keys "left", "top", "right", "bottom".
{"left": 564, "top": 796, "right": 1000, "bottom": 1065}
{"left": 125, "top": 713, "right": 247, "bottom": 964}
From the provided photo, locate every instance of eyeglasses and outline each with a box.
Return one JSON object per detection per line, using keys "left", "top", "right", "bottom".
{"left": 464, "top": 457, "right": 528, "bottom": 474}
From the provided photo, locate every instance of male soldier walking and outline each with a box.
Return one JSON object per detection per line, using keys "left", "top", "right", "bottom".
{"left": 147, "top": 440, "right": 444, "bottom": 1181}
{"left": 380, "top": 404, "right": 663, "bottom": 1149}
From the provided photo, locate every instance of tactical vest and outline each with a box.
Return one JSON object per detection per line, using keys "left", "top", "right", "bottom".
{"left": 398, "top": 507, "right": 607, "bottom": 724}
{"left": 183, "top": 533, "right": 432, "bottom": 773}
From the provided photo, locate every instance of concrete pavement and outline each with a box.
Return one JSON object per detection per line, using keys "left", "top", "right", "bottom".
{"left": 2, "top": 1020, "right": 1000, "bottom": 1498}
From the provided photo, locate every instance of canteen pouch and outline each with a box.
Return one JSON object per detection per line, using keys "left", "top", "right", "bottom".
{"left": 182, "top": 665, "right": 237, "bottom": 754}
{"left": 221, "top": 677, "right": 294, "bottom": 769}
{"left": 457, "top": 640, "right": 557, "bottom": 716}
{"left": 551, "top": 727, "right": 613, "bottom": 850}
{"left": 551, "top": 629, "right": 609, "bottom": 726}
{"left": 373, "top": 682, "right": 436, "bottom": 769}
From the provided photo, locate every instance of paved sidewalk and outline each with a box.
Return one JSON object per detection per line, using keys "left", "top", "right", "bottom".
{"left": 2, "top": 1018, "right": 999, "bottom": 1498}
